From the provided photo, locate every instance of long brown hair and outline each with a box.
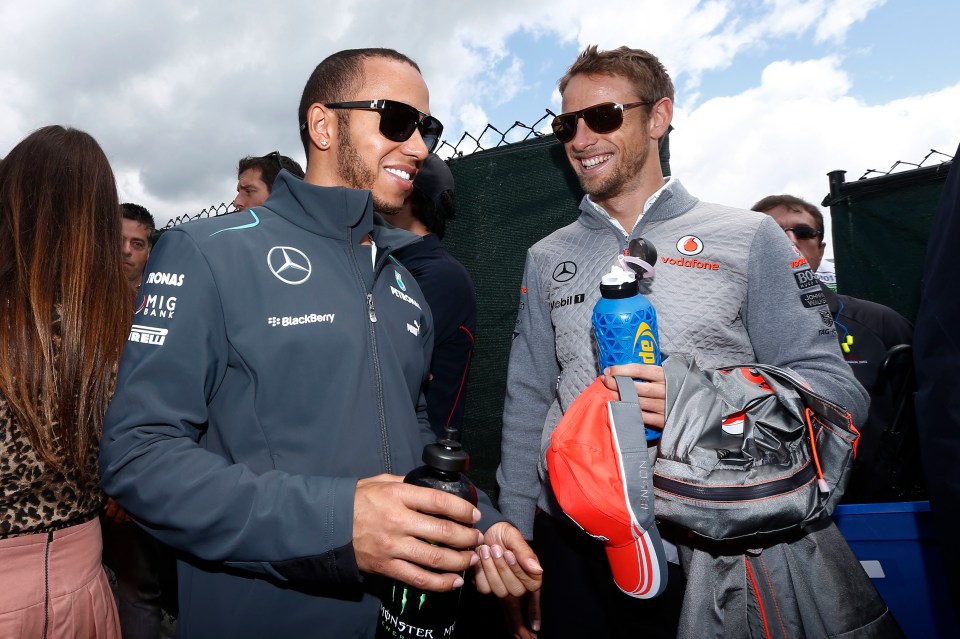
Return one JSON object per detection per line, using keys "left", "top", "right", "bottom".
{"left": 0, "top": 125, "right": 129, "bottom": 480}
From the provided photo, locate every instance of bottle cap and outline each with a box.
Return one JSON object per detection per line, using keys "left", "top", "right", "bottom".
{"left": 423, "top": 438, "right": 470, "bottom": 473}
{"left": 599, "top": 265, "right": 639, "bottom": 298}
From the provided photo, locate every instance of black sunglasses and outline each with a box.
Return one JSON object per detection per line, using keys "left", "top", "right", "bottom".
{"left": 324, "top": 99, "right": 443, "bottom": 153}
{"left": 551, "top": 101, "right": 652, "bottom": 143}
{"left": 783, "top": 224, "right": 822, "bottom": 241}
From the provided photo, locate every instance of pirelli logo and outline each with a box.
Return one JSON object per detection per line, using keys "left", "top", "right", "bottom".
{"left": 128, "top": 324, "right": 168, "bottom": 346}
{"left": 801, "top": 290, "right": 827, "bottom": 308}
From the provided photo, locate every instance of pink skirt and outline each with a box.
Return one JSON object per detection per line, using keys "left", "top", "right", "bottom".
{"left": 0, "top": 517, "right": 120, "bottom": 638}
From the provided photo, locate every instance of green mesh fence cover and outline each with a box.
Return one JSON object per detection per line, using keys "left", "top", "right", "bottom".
{"left": 828, "top": 164, "right": 951, "bottom": 323}
{"left": 442, "top": 138, "right": 583, "bottom": 498}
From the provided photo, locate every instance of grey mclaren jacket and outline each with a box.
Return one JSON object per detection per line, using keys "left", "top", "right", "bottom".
{"left": 497, "top": 178, "right": 869, "bottom": 539}
{"left": 101, "top": 172, "right": 503, "bottom": 638}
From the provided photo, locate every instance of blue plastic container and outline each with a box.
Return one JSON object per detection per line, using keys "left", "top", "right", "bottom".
{"left": 832, "top": 501, "right": 959, "bottom": 638}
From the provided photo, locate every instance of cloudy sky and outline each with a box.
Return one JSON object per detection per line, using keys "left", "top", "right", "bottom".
{"left": 2, "top": 0, "right": 958, "bottom": 257}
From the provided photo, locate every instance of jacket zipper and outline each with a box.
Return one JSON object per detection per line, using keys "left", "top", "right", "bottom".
{"left": 349, "top": 241, "right": 390, "bottom": 474}
{"left": 653, "top": 462, "right": 817, "bottom": 502}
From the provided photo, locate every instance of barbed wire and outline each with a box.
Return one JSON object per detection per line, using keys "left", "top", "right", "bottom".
{"left": 858, "top": 149, "right": 954, "bottom": 180}
{"left": 163, "top": 202, "right": 235, "bottom": 229}
{"left": 438, "top": 110, "right": 555, "bottom": 157}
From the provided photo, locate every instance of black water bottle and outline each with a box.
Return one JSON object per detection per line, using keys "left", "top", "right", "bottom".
{"left": 376, "top": 437, "right": 478, "bottom": 639}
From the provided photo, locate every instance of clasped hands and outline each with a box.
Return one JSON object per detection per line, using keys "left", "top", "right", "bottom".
{"left": 353, "top": 475, "right": 543, "bottom": 598}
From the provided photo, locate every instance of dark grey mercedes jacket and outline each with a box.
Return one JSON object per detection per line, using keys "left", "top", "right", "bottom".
{"left": 100, "top": 172, "right": 502, "bottom": 638}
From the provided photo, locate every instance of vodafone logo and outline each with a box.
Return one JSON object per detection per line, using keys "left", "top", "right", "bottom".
{"left": 676, "top": 235, "right": 703, "bottom": 256}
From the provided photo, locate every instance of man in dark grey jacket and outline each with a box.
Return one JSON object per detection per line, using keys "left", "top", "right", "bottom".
{"left": 101, "top": 48, "right": 541, "bottom": 638}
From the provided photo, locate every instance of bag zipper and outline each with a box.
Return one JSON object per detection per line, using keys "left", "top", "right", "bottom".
{"left": 653, "top": 462, "right": 816, "bottom": 502}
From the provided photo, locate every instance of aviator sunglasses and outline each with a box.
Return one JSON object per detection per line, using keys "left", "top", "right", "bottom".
{"left": 783, "top": 224, "right": 822, "bottom": 241}
{"left": 323, "top": 99, "right": 444, "bottom": 153}
{"left": 551, "top": 100, "right": 653, "bottom": 143}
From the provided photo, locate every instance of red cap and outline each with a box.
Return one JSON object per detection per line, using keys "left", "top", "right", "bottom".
{"left": 547, "top": 377, "right": 668, "bottom": 599}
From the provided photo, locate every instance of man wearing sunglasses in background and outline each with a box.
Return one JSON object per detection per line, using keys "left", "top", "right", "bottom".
{"left": 753, "top": 194, "right": 913, "bottom": 502}
{"left": 101, "top": 47, "right": 541, "bottom": 638}
{"left": 497, "top": 45, "right": 868, "bottom": 638}
{"left": 231, "top": 151, "right": 305, "bottom": 211}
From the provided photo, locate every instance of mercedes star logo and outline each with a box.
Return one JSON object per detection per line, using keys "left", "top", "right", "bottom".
{"left": 552, "top": 261, "right": 578, "bottom": 282}
{"left": 267, "top": 246, "right": 312, "bottom": 285}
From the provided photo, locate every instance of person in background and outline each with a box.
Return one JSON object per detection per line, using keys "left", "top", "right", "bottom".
{"left": 100, "top": 47, "right": 540, "bottom": 638}
{"left": 497, "top": 45, "right": 869, "bottom": 638}
{"left": 752, "top": 194, "right": 913, "bottom": 501}
{"left": 0, "top": 125, "right": 127, "bottom": 637}
{"left": 231, "top": 151, "right": 305, "bottom": 210}
{"left": 104, "top": 200, "right": 176, "bottom": 639}
{"left": 389, "top": 153, "right": 477, "bottom": 438}
{"left": 914, "top": 141, "right": 960, "bottom": 622}
{"left": 121, "top": 203, "right": 155, "bottom": 291}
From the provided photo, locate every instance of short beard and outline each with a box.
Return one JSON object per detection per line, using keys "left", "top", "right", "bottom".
{"left": 336, "top": 117, "right": 402, "bottom": 215}
{"left": 579, "top": 140, "right": 648, "bottom": 202}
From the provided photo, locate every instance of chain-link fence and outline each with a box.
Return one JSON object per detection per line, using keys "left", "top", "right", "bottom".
{"left": 858, "top": 149, "right": 954, "bottom": 180}
{"left": 162, "top": 112, "right": 559, "bottom": 229}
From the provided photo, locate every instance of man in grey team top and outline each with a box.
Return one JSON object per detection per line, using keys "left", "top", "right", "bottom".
{"left": 101, "top": 47, "right": 541, "bottom": 639}
{"left": 497, "top": 45, "right": 868, "bottom": 638}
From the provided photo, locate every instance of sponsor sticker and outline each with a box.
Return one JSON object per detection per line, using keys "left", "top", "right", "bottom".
{"left": 801, "top": 290, "right": 827, "bottom": 308}
{"left": 267, "top": 246, "right": 312, "bottom": 285}
{"left": 145, "top": 272, "right": 185, "bottom": 287}
{"left": 676, "top": 235, "right": 704, "bottom": 256}
{"left": 552, "top": 261, "right": 577, "bottom": 282}
{"left": 549, "top": 293, "right": 585, "bottom": 310}
{"left": 390, "top": 286, "right": 422, "bottom": 310}
{"left": 267, "top": 313, "right": 335, "bottom": 327}
{"left": 136, "top": 294, "right": 177, "bottom": 318}
{"left": 128, "top": 324, "right": 168, "bottom": 346}
{"left": 794, "top": 269, "right": 819, "bottom": 290}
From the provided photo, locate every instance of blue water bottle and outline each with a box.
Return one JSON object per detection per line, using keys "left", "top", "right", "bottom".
{"left": 592, "top": 263, "right": 662, "bottom": 440}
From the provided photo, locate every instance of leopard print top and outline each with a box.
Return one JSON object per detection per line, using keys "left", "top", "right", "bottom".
{"left": 0, "top": 330, "right": 106, "bottom": 538}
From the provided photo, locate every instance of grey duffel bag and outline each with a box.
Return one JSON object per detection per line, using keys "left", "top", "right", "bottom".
{"left": 653, "top": 355, "right": 859, "bottom": 542}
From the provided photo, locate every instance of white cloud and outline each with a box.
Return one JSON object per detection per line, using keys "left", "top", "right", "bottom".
{"left": 671, "top": 55, "right": 960, "bottom": 261}
{"left": 0, "top": 0, "right": 949, "bottom": 229}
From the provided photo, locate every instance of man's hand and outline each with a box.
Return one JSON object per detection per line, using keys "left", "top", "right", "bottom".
{"left": 500, "top": 591, "right": 541, "bottom": 639}
{"left": 601, "top": 363, "right": 667, "bottom": 429}
{"left": 473, "top": 521, "right": 543, "bottom": 597}
{"left": 102, "top": 497, "right": 131, "bottom": 525}
{"left": 353, "top": 474, "right": 481, "bottom": 592}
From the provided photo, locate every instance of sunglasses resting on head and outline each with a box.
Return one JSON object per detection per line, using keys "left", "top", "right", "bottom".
{"left": 551, "top": 101, "right": 654, "bottom": 143}
{"left": 302, "top": 99, "right": 444, "bottom": 154}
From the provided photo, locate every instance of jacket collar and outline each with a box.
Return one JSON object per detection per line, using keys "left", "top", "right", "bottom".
{"left": 264, "top": 171, "right": 420, "bottom": 253}
{"left": 576, "top": 177, "right": 701, "bottom": 232}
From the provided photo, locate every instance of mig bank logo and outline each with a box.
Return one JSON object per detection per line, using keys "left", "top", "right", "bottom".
{"left": 395, "top": 270, "right": 407, "bottom": 292}
{"left": 267, "top": 246, "right": 312, "bottom": 285}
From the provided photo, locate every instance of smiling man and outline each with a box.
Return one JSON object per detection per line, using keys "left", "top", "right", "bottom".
{"left": 497, "top": 45, "right": 870, "bottom": 638}
{"left": 101, "top": 48, "right": 540, "bottom": 638}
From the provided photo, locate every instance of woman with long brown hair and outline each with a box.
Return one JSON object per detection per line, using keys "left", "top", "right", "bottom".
{"left": 0, "top": 125, "right": 128, "bottom": 637}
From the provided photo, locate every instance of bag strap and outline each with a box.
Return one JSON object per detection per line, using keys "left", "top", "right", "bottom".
{"left": 609, "top": 376, "right": 656, "bottom": 532}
